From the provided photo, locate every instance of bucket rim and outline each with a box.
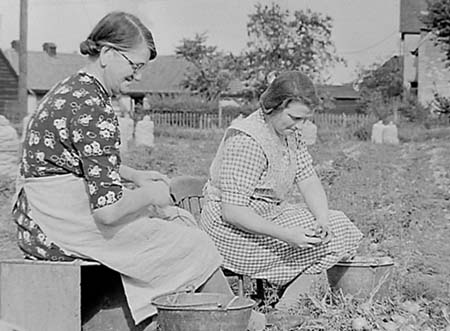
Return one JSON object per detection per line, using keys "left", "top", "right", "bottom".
{"left": 151, "top": 293, "right": 255, "bottom": 311}
{"left": 334, "top": 256, "right": 394, "bottom": 267}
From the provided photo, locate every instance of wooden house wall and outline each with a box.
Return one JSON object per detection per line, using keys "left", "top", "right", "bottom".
{"left": 0, "top": 50, "right": 19, "bottom": 118}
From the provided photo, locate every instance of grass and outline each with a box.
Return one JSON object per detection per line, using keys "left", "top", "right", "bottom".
{"left": 124, "top": 125, "right": 450, "bottom": 330}
{"left": 1, "top": 124, "right": 450, "bottom": 330}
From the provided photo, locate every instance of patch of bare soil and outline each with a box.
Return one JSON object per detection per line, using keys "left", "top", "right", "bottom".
{"left": 325, "top": 139, "right": 450, "bottom": 300}
{"left": 0, "top": 183, "right": 22, "bottom": 259}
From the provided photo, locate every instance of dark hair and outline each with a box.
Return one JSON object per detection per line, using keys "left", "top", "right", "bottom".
{"left": 260, "top": 71, "right": 319, "bottom": 113}
{"left": 79, "top": 11, "right": 157, "bottom": 60}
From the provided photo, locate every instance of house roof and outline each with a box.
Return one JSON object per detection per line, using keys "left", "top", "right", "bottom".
{"left": 4, "top": 49, "right": 89, "bottom": 92}
{"left": 400, "top": 0, "right": 427, "bottom": 34}
{"left": 129, "top": 55, "right": 191, "bottom": 94}
{"left": 3, "top": 48, "right": 190, "bottom": 94}
{"left": 224, "top": 79, "right": 360, "bottom": 99}
{"left": 2, "top": 47, "right": 359, "bottom": 100}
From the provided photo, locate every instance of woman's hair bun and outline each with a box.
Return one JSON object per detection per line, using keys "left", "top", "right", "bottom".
{"left": 79, "top": 39, "right": 100, "bottom": 56}
{"left": 260, "top": 70, "right": 319, "bottom": 113}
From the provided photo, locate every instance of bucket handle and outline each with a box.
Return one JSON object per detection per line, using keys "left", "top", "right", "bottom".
{"left": 166, "top": 285, "right": 196, "bottom": 305}
{"left": 160, "top": 291, "right": 241, "bottom": 311}
{"left": 224, "top": 296, "right": 239, "bottom": 310}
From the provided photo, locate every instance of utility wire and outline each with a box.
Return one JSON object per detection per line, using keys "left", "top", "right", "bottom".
{"left": 30, "top": 0, "right": 110, "bottom": 6}
{"left": 340, "top": 30, "right": 398, "bottom": 55}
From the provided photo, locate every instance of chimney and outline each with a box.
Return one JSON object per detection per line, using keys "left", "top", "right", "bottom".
{"left": 11, "top": 40, "right": 20, "bottom": 52}
{"left": 42, "top": 42, "right": 57, "bottom": 56}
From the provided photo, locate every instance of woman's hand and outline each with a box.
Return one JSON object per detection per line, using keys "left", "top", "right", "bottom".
{"left": 283, "top": 226, "right": 323, "bottom": 249}
{"left": 132, "top": 170, "right": 170, "bottom": 187}
{"left": 311, "top": 222, "right": 334, "bottom": 244}
{"left": 141, "top": 180, "right": 172, "bottom": 207}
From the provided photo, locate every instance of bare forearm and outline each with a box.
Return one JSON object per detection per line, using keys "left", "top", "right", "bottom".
{"left": 298, "top": 173, "right": 329, "bottom": 224}
{"left": 119, "top": 165, "right": 137, "bottom": 182}
{"left": 222, "top": 203, "right": 291, "bottom": 241}
{"left": 93, "top": 183, "right": 168, "bottom": 225}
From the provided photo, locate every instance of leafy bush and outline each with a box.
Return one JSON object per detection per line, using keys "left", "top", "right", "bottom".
{"left": 397, "top": 92, "right": 429, "bottom": 123}
{"left": 358, "top": 91, "right": 394, "bottom": 121}
{"left": 353, "top": 123, "right": 372, "bottom": 141}
{"left": 220, "top": 103, "right": 257, "bottom": 117}
{"left": 430, "top": 92, "right": 450, "bottom": 122}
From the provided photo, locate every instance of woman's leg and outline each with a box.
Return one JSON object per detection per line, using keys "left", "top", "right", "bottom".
{"left": 275, "top": 272, "right": 319, "bottom": 311}
{"left": 197, "top": 268, "right": 234, "bottom": 296}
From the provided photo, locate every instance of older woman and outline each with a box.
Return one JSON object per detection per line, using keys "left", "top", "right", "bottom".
{"left": 12, "top": 11, "right": 233, "bottom": 328}
{"left": 200, "top": 71, "right": 363, "bottom": 310}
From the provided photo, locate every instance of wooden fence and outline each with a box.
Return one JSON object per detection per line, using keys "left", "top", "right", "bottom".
{"left": 313, "top": 113, "right": 378, "bottom": 131}
{"left": 148, "top": 112, "right": 377, "bottom": 130}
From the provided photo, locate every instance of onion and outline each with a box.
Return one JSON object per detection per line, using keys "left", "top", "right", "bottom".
{"left": 352, "top": 316, "right": 369, "bottom": 330}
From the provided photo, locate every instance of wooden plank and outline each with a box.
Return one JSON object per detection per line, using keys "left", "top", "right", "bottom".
{"left": 0, "top": 261, "right": 82, "bottom": 331}
{"left": 0, "top": 259, "right": 100, "bottom": 267}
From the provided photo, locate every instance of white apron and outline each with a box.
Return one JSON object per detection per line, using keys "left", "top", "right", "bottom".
{"left": 20, "top": 174, "right": 222, "bottom": 323}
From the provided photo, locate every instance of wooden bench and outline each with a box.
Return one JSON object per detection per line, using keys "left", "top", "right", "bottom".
{"left": 0, "top": 259, "right": 154, "bottom": 331}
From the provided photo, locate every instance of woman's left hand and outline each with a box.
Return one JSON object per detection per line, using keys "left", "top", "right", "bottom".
{"left": 311, "top": 222, "right": 334, "bottom": 244}
{"left": 132, "top": 170, "right": 170, "bottom": 187}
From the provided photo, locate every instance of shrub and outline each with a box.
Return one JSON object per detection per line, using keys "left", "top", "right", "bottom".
{"left": 430, "top": 92, "right": 450, "bottom": 122}
{"left": 220, "top": 103, "right": 257, "bottom": 118}
{"left": 358, "top": 91, "right": 393, "bottom": 121}
{"left": 353, "top": 123, "right": 372, "bottom": 141}
{"left": 397, "top": 92, "right": 428, "bottom": 123}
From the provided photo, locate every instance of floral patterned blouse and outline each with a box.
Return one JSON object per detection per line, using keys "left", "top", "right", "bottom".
{"left": 21, "top": 71, "right": 123, "bottom": 210}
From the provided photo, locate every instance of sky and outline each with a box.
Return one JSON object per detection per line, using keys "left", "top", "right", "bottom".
{"left": 0, "top": 0, "right": 401, "bottom": 84}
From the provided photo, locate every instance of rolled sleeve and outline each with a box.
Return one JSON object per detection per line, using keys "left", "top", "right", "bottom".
{"left": 220, "top": 133, "right": 267, "bottom": 206}
{"left": 294, "top": 131, "right": 315, "bottom": 182}
{"left": 70, "top": 100, "right": 123, "bottom": 210}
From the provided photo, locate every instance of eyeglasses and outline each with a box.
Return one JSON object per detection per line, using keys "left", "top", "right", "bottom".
{"left": 288, "top": 114, "right": 310, "bottom": 124}
{"left": 114, "top": 49, "right": 146, "bottom": 75}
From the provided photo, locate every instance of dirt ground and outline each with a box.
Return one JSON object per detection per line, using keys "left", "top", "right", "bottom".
{"left": 1, "top": 132, "right": 450, "bottom": 328}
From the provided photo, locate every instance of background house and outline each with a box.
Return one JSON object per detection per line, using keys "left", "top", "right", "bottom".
{"left": 0, "top": 47, "right": 18, "bottom": 119}
{"left": 317, "top": 84, "right": 361, "bottom": 114}
{"left": 0, "top": 40, "right": 360, "bottom": 119}
{"left": 400, "top": 0, "right": 450, "bottom": 105}
{"left": 0, "top": 41, "right": 190, "bottom": 120}
{"left": 224, "top": 79, "right": 361, "bottom": 115}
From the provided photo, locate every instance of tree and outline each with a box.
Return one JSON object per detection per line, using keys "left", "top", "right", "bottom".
{"left": 240, "top": 2, "right": 344, "bottom": 95}
{"left": 423, "top": 0, "right": 450, "bottom": 64}
{"left": 176, "top": 3, "right": 343, "bottom": 102}
{"left": 422, "top": 0, "right": 450, "bottom": 119}
{"left": 175, "top": 33, "right": 234, "bottom": 101}
{"left": 355, "top": 57, "right": 404, "bottom": 119}
{"left": 356, "top": 56, "right": 403, "bottom": 101}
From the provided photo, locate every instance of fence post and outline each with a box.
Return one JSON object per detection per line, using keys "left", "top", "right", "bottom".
{"left": 218, "top": 105, "right": 223, "bottom": 128}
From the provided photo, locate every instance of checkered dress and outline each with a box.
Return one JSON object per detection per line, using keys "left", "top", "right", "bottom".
{"left": 199, "top": 111, "right": 363, "bottom": 285}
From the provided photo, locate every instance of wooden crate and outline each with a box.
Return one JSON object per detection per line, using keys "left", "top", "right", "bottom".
{"left": 0, "top": 260, "right": 153, "bottom": 331}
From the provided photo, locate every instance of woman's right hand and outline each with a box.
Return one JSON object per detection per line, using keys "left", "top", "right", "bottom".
{"left": 283, "top": 226, "right": 323, "bottom": 249}
{"left": 141, "top": 180, "right": 172, "bottom": 207}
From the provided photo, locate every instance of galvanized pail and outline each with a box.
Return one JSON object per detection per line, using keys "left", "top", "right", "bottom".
{"left": 327, "top": 256, "right": 394, "bottom": 300}
{"left": 152, "top": 292, "right": 255, "bottom": 331}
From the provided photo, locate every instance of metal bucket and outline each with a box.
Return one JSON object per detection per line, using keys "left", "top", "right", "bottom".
{"left": 151, "top": 292, "right": 255, "bottom": 331}
{"left": 327, "top": 256, "right": 394, "bottom": 300}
